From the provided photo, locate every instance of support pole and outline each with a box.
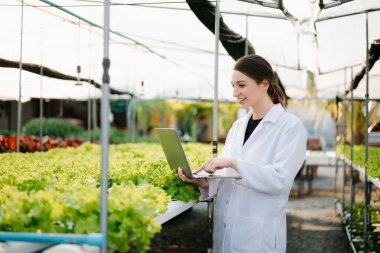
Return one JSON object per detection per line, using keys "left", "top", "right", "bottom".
{"left": 212, "top": 0, "right": 220, "bottom": 158}
{"left": 245, "top": 15, "right": 249, "bottom": 56}
{"left": 88, "top": 27, "right": 93, "bottom": 142}
{"left": 349, "top": 66, "right": 355, "bottom": 243}
{"left": 342, "top": 67, "right": 347, "bottom": 208}
{"left": 16, "top": 0, "right": 24, "bottom": 152}
{"left": 334, "top": 92, "right": 339, "bottom": 197}
{"left": 39, "top": 27, "right": 44, "bottom": 151}
{"left": 100, "top": 1, "right": 110, "bottom": 252}
{"left": 39, "top": 64, "right": 44, "bottom": 151}
{"left": 363, "top": 11, "right": 369, "bottom": 253}
{"left": 209, "top": 0, "right": 220, "bottom": 248}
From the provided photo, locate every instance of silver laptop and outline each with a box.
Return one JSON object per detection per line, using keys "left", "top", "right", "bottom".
{"left": 156, "top": 128, "right": 241, "bottom": 179}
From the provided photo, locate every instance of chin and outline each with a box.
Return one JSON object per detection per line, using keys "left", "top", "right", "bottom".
{"left": 239, "top": 103, "right": 249, "bottom": 108}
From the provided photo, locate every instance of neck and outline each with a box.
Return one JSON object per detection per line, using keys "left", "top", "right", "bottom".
{"left": 251, "top": 98, "right": 274, "bottom": 119}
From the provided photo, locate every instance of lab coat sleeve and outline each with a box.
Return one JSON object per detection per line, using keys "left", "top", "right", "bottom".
{"left": 198, "top": 178, "right": 220, "bottom": 201}
{"left": 235, "top": 121, "right": 307, "bottom": 196}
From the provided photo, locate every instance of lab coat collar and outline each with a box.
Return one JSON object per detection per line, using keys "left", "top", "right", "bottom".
{"left": 236, "top": 104, "right": 284, "bottom": 150}
{"left": 261, "top": 103, "right": 284, "bottom": 124}
{"left": 237, "top": 103, "right": 284, "bottom": 126}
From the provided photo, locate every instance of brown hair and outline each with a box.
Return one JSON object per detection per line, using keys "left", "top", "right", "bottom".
{"left": 234, "top": 54, "right": 285, "bottom": 107}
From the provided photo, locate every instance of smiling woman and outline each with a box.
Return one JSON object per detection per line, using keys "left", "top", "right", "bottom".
{"left": 177, "top": 54, "right": 307, "bottom": 253}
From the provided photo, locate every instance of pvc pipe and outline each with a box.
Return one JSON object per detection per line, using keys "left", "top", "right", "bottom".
{"left": 0, "top": 233, "right": 104, "bottom": 246}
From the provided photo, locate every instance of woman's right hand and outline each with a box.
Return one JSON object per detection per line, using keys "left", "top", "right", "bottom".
{"left": 177, "top": 168, "right": 209, "bottom": 189}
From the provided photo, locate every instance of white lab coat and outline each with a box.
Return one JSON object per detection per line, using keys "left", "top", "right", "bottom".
{"left": 199, "top": 104, "right": 307, "bottom": 253}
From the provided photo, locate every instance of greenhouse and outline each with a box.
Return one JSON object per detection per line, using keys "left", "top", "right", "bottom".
{"left": 0, "top": 0, "right": 380, "bottom": 252}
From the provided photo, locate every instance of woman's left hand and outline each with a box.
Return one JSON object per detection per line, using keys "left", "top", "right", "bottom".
{"left": 193, "top": 157, "right": 237, "bottom": 174}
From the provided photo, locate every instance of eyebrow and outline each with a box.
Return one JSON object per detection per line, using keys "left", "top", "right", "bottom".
{"left": 231, "top": 80, "right": 247, "bottom": 85}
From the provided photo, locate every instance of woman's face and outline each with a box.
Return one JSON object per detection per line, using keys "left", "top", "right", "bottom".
{"left": 231, "top": 70, "right": 269, "bottom": 108}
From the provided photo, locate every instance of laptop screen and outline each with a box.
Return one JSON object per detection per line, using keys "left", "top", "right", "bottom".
{"left": 156, "top": 128, "right": 192, "bottom": 176}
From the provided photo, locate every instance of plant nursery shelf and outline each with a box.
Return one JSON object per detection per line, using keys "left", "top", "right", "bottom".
{"left": 335, "top": 202, "right": 358, "bottom": 253}
{"left": 353, "top": 165, "right": 380, "bottom": 189}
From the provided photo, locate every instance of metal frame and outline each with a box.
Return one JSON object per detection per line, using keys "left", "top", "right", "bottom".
{"left": 238, "top": 0, "right": 283, "bottom": 9}
{"left": 319, "top": 0, "right": 354, "bottom": 10}
{"left": 1, "top": 1, "right": 110, "bottom": 252}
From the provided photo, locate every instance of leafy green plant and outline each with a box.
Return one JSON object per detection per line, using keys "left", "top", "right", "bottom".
{"left": 336, "top": 145, "right": 380, "bottom": 179}
{"left": 0, "top": 129, "right": 15, "bottom": 136}
{"left": 24, "top": 119, "right": 84, "bottom": 138}
{"left": 0, "top": 142, "right": 213, "bottom": 252}
{"left": 82, "top": 127, "right": 159, "bottom": 144}
{"left": 342, "top": 202, "right": 380, "bottom": 252}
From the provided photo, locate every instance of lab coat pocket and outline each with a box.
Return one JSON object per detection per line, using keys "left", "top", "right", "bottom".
{"left": 231, "top": 215, "right": 263, "bottom": 253}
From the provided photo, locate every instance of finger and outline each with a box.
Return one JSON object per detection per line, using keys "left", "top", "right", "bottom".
{"left": 193, "top": 162, "right": 206, "bottom": 174}
{"left": 177, "top": 167, "right": 190, "bottom": 182}
{"left": 194, "top": 159, "right": 213, "bottom": 173}
{"left": 205, "top": 167, "right": 216, "bottom": 174}
{"left": 204, "top": 159, "right": 216, "bottom": 173}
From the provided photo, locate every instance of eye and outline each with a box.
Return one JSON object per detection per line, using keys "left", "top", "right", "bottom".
{"left": 232, "top": 82, "right": 246, "bottom": 88}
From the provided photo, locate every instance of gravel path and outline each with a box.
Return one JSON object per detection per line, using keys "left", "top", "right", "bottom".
{"left": 149, "top": 166, "right": 350, "bottom": 253}
{"left": 286, "top": 166, "right": 350, "bottom": 253}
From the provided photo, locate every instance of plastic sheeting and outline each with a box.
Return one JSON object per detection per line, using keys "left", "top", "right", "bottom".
{"left": 0, "top": 0, "right": 379, "bottom": 101}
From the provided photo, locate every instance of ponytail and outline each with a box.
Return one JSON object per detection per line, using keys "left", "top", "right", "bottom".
{"left": 268, "top": 81, "right": 286, "bottom": 107}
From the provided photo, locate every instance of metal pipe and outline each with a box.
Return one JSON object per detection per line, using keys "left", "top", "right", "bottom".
{"left": 39, "top": 64, "right": 44, "bottom": 151}
{"left": 350, "top": 66, "right": 355, "bottom": 243}
{"left": 213, "top": 0, "right": 220, "bottom": 158}
{"left": 342, "top": 67, "right": 347, "bottom": 208}
{"left": 131, "top": 3, "right": 287, "bottom": 20}
{"left": 363, "top": 11, "right": 369, "bottom": 253}
{"left": 39, "top": 0, "right": 170, "bottom": 62}
{"left": 39, "top": 27, "right": 44, "bottom": 151}
{"left": 100, "top": 0, "right": 110, "bottom": 252}
{"left": 16, "top": 0, "right": 24, "bottom": 152}
{"left": 245, "top": 15, "right": 249, "bottom": 56}
{"left": 88, "top": 89, "right": 92, "bottom": 141}
{"left": 318, "top": 63, "right": 362, "bottom": 75}
{"left": 88, "top": 27, "right": 92, "bottom": 142}
{"left": 238, "top": 0, "right": 279, "bottom": 9}
{"left": 317, "top": 8, "right": 380, "bottom": 22}
{"left": 321, "top": 0, "right": 354, "bottom": 9}
{"left": 208, "top": 0, "right": 221, "bottom": 249}
{"left": 335, "top": 91, "right": 339, "bottom": 197}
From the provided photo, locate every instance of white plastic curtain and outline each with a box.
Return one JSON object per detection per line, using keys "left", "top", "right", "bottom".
{"left": 0, "top": 0, "right": 379, "bottom": 101}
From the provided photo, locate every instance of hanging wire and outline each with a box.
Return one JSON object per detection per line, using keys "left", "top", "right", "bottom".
{"left": 16, "top": 0, "right": 25, "bottom": 152}
{"left": 88, "top": 25, "right": 92, "bottom": 141}
{"left": 39, "top": 27, "right": 44, "bottom": 151}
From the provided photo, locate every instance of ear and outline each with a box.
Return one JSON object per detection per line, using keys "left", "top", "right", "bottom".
{"left": 261, "top": 80, "right": 270, "bottom": 90}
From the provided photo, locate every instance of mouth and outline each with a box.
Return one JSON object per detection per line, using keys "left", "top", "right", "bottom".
{"left": 237, "top": 98, "right": 246, "bottom": 104}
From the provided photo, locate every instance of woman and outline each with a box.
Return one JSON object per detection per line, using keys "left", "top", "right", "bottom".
{"left": 177, "top": 54, "right": 306, "bottom": 253}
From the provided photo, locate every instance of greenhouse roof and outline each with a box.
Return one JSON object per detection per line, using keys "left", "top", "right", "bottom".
{"left": 0, "top": 0, "right": 379, "bottom": 101}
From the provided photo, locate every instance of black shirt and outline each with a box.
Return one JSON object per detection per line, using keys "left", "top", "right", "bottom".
{"left": 243, "top": 117, "right": 263, "bottom": 145}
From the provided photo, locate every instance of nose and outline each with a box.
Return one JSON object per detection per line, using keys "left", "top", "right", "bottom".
{"left": 232, "top": 86, "right": 239, "bottom": 97}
